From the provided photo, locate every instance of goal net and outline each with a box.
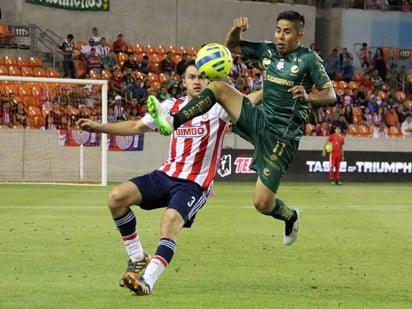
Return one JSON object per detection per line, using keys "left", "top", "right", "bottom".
{"left": 0, "top": 75, "right": 108, "bottom": 185}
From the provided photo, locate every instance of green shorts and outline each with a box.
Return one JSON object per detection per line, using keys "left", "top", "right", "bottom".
{"left": 232, "top": 97, "right": 299, "bottom": 193}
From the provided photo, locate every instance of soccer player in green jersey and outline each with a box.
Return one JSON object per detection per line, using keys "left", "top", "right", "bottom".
{"left": 147, "top": 11, "right": 336, "bottom": 245}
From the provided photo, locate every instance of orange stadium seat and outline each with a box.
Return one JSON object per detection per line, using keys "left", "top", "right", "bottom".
{"left": 338, "top": 80, "right": 348, "bottom": 89}
{"left": 395, "top": 91, "right": 406, "bottom": 101}
{"left": 88, "top": 68, "right": 102, "bottom": 79}
{"left": 159, "top": 73, "right": 170, "bottom": 83}
{"left": 17, "top": 57, "right": 31, "bottom": 69}
{"left": 172, "top": 54, "right": 182, "bottom": 65}
{"left": 46, "top": 68, "right": 61, "bottom": 78}
{"left": 33, "top": 67, "right": 47, "bottom": 78}
{"left": 358, "top": 125, "right": 370, "bottom": 137}
{"left": 0, "top": 24, "right": 15, "bottom": 39}
{"left": 101, "top": 70, "right": 112, "bottom": 80}
{"left": 8, "top": 66, "right": 21, "bottom": 76}
{"left": 21, "top": 66, "right": 35, "bottom": 77}
{"left": 18, "top": 85, "right": 32, "bottom": 97}
{"left": 352, "top": 107, "right": 363, "bottom": 125}
{"left": 4, "top": 55, "right": 17, "bottom": 66}
{"left": 29, "top": 57, "right": 43, "bottom": 68}
{"left": 28, "top": 114, "right": 45, "bottom": 129}
{"left": 348, "top": 124, "right": 359, "bottom": 136}
{"left": 74, "top": 40, "right": 87, "bottom": 51}
{"left": 23, "top": 95, "right": 36, "bottom": 107}
{"left": 348, "top": 81, "right": 359, "bottom": 90}
{"left": 0, "top": 64, "right": 9, "bottom": 75}
{"left": 169, "top": 45, "right": 180, "bottom": 56}
{"left": 147, "top": 72, "right": 159, "bottom": 82}
{"left": 135, "top": 44, "right": 146, "bottom": 54}
{"left": 4, "top": 84, "right": 19, "bottom": 95}
{"left": 388, "top": 126, "right": 402, "bottom": 138}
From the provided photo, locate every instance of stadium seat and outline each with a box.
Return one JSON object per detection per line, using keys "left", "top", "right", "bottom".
{"left": 388, "top": 126, "right": 402, "bottom": 138}
{"left": 348, "top": 124, "right": 359, "bottom": 136}
{"left": 117, "top": 52, "right": 129, "bottom": 63}
{"left": 28, "top": 114, "right": 45, "bottom": 129}
{"left": 17, "top": 57, "right": 31, "bottom": 69}
{"left": 395, "top": 91, "right": 406, "bottom": 101}
{"left": 21, "top": 66, "right": 35, "bottom": 77}
{"left": 4, "top": 55, "right": 18, "bottom": 66}
{"left": 23, "top": 95, "right": 36, "bottom": 107}
{"left": 0, "top": 64, "right": 9, "bottom": 75}
{"left": 146, "top": 44, "right": 156, "bottom": 55}
{"left": 135, "top": 43, "right": 146, "bottom": 54}
{"left": 159, "top": 73, "right": 170, "bottom": 83}
{"left": 169, "top": 45, "right": 181, "bottom": 56}
{"left": 33, "top": 67, "right": 48, "bottom": 78}
{"left": 7, "top": 66, "right": 21, "bottom": 76}
{"left": 348, "top": 81, "right": 359, "bottom": 90}
{"left": 101, "top": 70, "right": 112, "bottom": 80}
{"left": 338, "top": 80, "right": 348, "bottom": 89}
{"left": 172, "top": 54, "right": 182, "bottom": 65}
{"left": 18, "top": 85, "right": 32, "bottom": 97}
{"left": 132, "top": 71, "right": 145, "bottom": 80}
{"left": 0, "top": 24, "right": 15, "bottom": 39}
{"left": 27, "top": 105, "right": 42, "bottom": 118}
{"left": 46, "top": 68, "right": 61, "bottom": 78}
{"left": 74, "top": 40, "right": 87, "bottom": 51}
{"left": 151, "top": 81, "right": 161, "bottom": 92}
{"left": 89, "top": 68, "right": 102, "bottom": 79}
{"left": 29, "top": 57, "right": 44, "bottom": 68}
{"left": 352, "top": 107, "right": 363, "bottom": 125}
{"left": 147, "top": 72, "right": 159, "bottom": 82}
{"left": 4, "top": 84, "right": 19, "bottom": 95}
{"left": 358, "top": 125, "right": 370, "bottom": 137}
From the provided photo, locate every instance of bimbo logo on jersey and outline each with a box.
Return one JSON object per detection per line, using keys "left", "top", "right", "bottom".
{"left": 175, "top": 125, "right": 206, "bottom": 137}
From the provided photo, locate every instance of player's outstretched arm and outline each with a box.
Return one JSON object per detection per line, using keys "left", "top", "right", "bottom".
{"left": 77, "top": 118, "right": 150, "bottom": 136}
{"left": 225, "top": 17, "right": 248, "bottom": 54}
{"left": 289, "top": 85, "right": 336, "bottom": 105}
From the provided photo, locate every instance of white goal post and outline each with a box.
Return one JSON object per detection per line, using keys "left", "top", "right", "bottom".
{"left": 0, "top": 75, "right": 108, "bottom": 185}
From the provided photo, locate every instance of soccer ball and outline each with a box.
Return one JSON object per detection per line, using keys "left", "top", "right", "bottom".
{"left": 195, "top": 43, "right": 233, "bottom": 81}
{"left": 325, "top": 142, "right": 333, "bottom": 153}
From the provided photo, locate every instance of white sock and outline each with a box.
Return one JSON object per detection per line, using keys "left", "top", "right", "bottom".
{"left": 123, "top": 232, "right": 144, "bottom": 262}
{"left": 143, "top": 256, "right": 167, "bottom": 289}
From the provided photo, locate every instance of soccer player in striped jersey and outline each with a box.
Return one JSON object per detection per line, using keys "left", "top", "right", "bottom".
{"left": 77, "top": 60, "right": 261, "bottom": 296}
{"left": 147, "top": 11, "right": 336, "bottom": 247}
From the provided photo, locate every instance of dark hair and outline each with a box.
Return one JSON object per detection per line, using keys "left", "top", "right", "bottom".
{"left": 183, "top": 59, "right": 197, "bottom": 75}
{"left": 67, "top": 34, "right": 74, "bottom": 39}
{"left": 277, "top": 11, "right": 305, "bottom": 32}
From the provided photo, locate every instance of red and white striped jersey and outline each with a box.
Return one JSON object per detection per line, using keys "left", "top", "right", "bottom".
{"left": 141, "top": 96, "right": 230, "bottom": 190}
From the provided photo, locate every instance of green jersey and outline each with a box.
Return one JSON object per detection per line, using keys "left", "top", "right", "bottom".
{"left": 241, "top": 41, "right": 332, "bottom": 141}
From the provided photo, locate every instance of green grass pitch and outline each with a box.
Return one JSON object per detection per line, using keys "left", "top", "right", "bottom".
{"left": 0, "top": 181, "right": 411, "bottom": 309}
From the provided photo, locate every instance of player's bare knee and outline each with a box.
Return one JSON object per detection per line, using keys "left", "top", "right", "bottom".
{"left": 108, "top": 187, "right": 125, "bottom": 210}
{"left": 253, "top": 199, "right": 273, "bottom": 213}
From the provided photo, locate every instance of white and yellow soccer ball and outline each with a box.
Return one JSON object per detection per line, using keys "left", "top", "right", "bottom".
{"left": 325, "top": 142, "right": 333, "bottom": 153}
{"left": 195, "top": 43, "right": 233, "bottom": 81}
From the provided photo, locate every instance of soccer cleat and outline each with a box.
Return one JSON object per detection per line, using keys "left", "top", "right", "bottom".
{"left": 283, "top": 208, "right": 301, "bottom": 246}
{"left": 119, "top": 253, "right": 151, "bottom": 288}
{"left": 336, "top": 181, "right": 342, "bottom": 185}
{"left": 146, "top": 95, "right": 174, "bottom": 136}
{"left": 330, "top": 181, "right": 335, "bottom": 185}
{"left": 122, "top": 275, "right": 152, "bottom": 296}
